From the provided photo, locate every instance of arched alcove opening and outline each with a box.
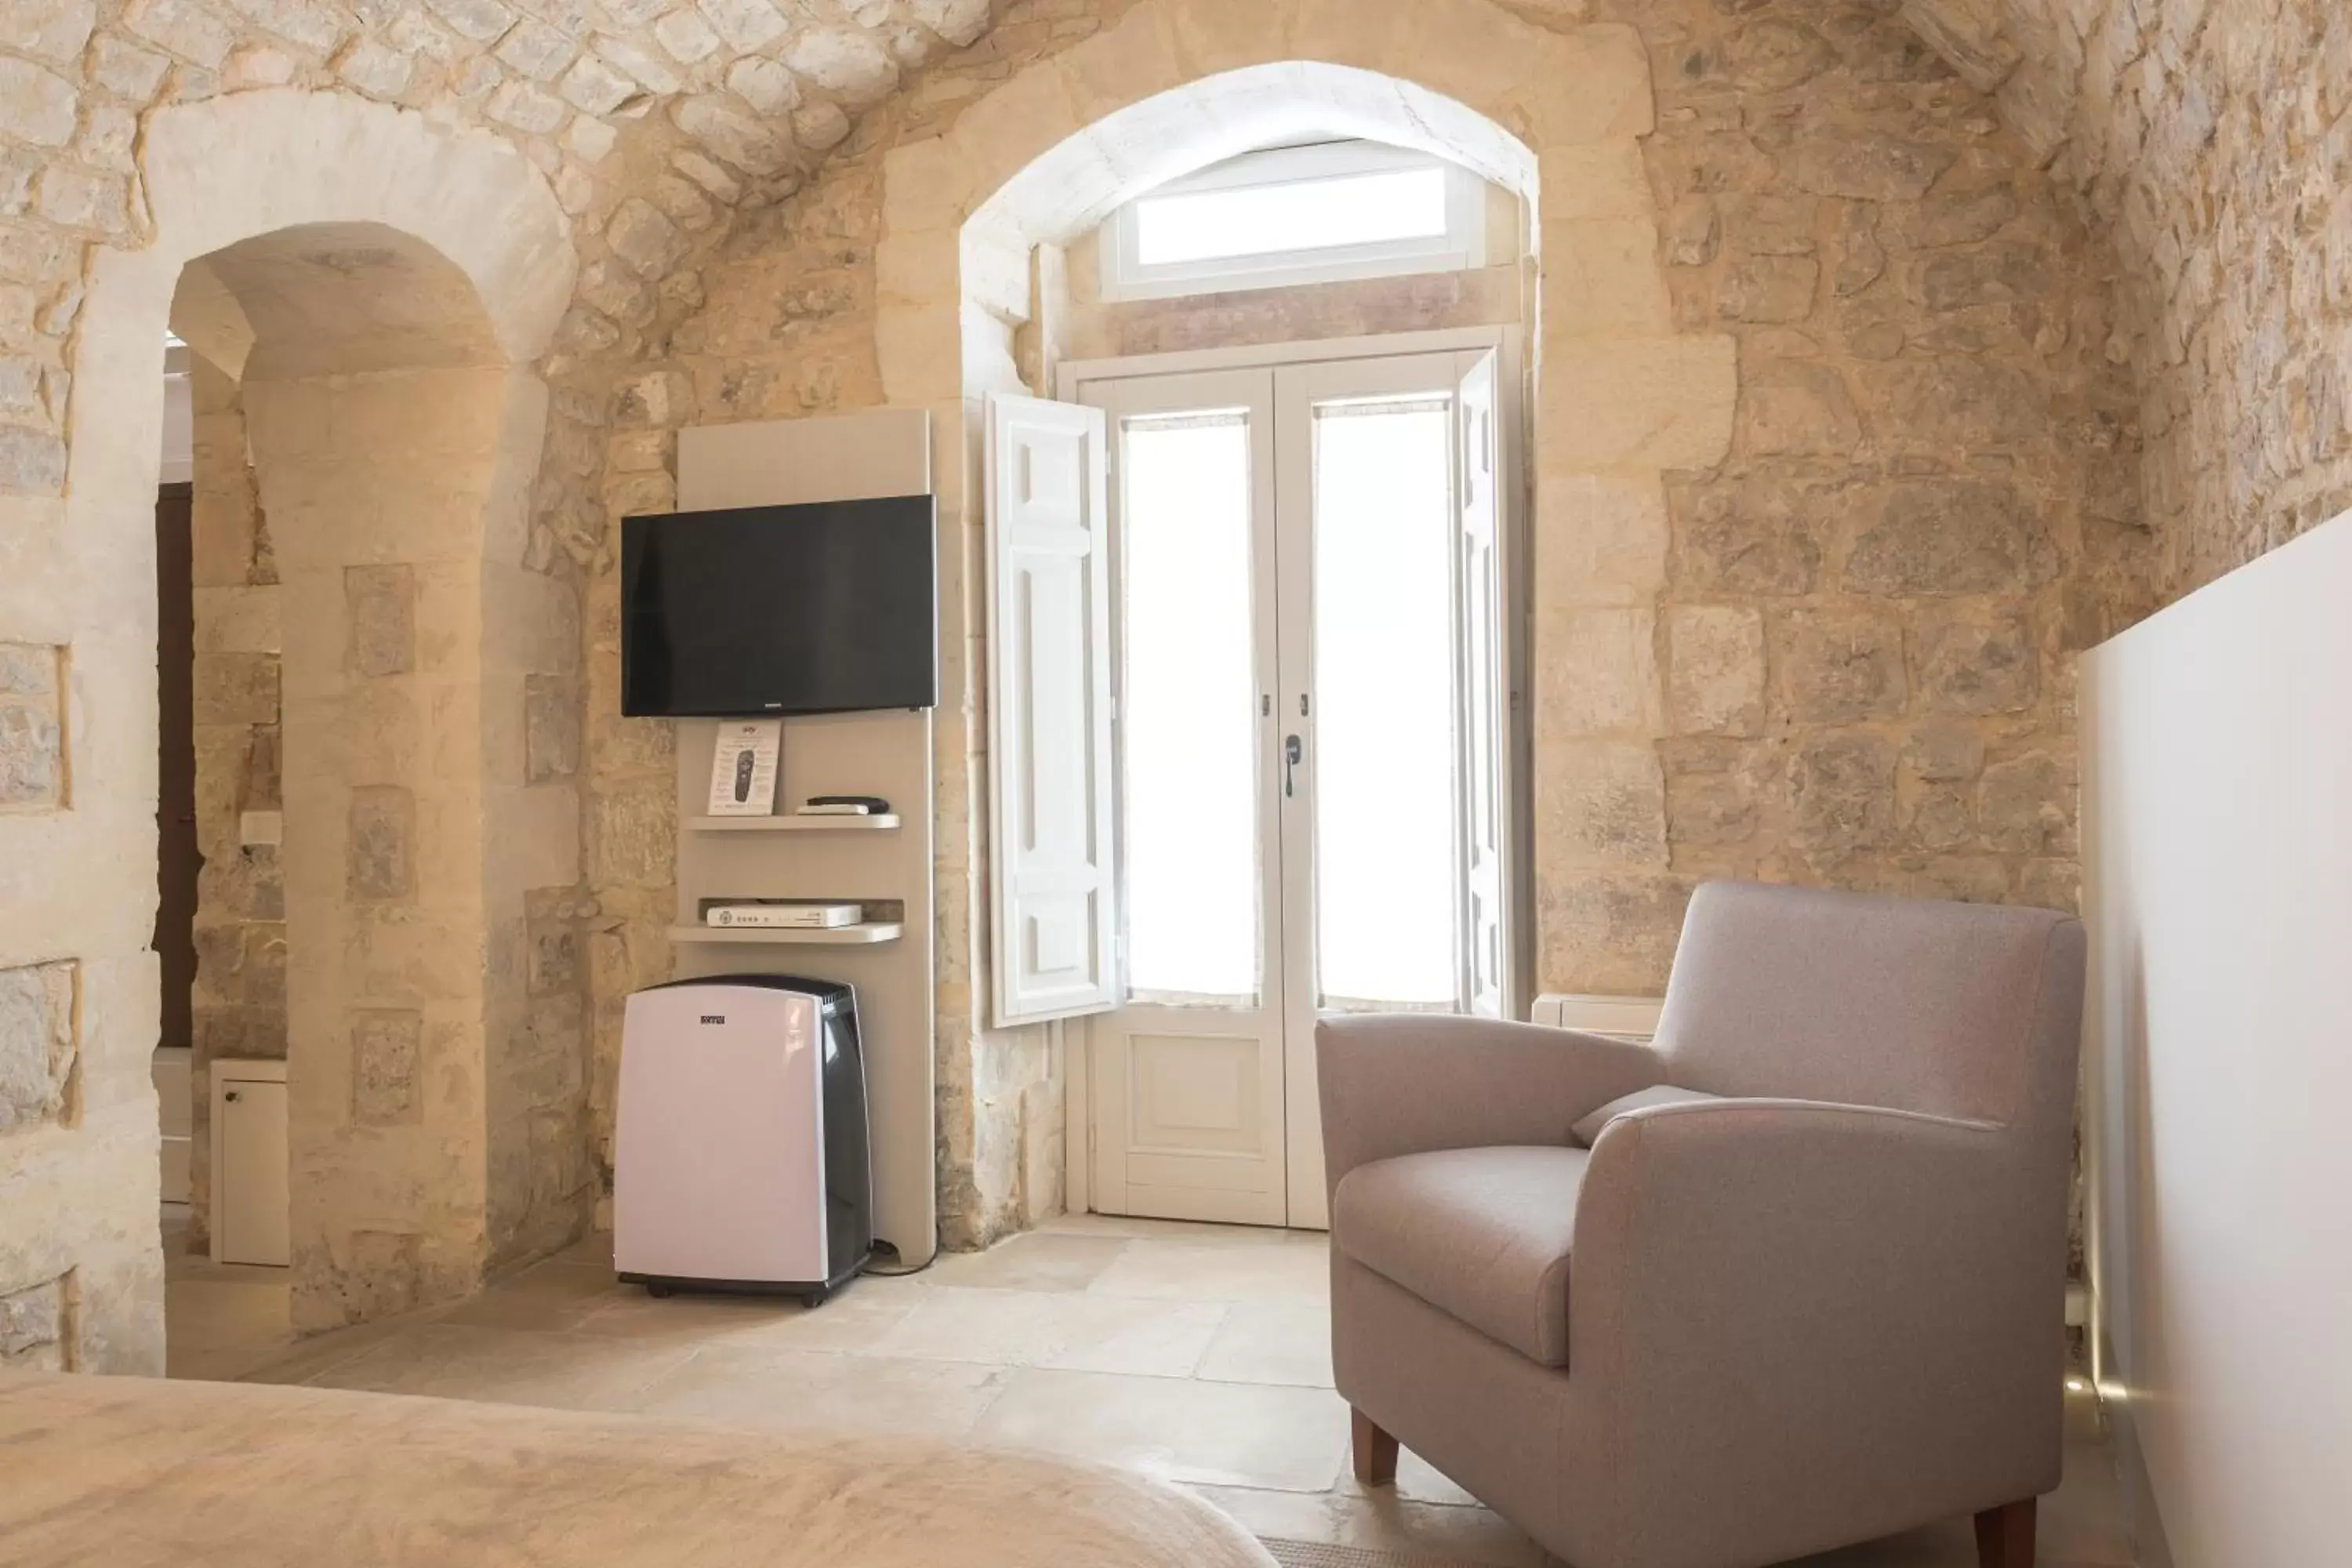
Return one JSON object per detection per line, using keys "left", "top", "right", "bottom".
{"left": 164, "top": 219, "right": 589, "bottom": 1347}
{"left": 34, "top": 89, "right": 578, "bottom": 1370}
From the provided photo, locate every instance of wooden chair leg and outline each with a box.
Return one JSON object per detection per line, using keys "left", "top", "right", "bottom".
{"left": 1973, "top": 1497, "right": 2036, "bottom": 1568}
{"left": 1351, "top": 1407, "right": 1399, "bottom": 1486}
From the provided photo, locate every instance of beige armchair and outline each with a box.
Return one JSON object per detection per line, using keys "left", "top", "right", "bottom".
{"left": 1319, "top": 881, "right": 2085, "bottom": 1568}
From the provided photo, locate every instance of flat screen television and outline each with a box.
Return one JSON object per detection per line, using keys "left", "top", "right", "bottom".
{"left": 620, "top": 496, "right": 938, "bottom": 717}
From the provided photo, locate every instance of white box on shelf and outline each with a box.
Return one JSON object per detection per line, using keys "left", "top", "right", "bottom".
{"left": 707, "top": 720, "right": 782, "bottom": 815}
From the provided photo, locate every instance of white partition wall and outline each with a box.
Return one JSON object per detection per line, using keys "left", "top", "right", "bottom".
{"left": 2080, "top": 511, "right": 2352, "bottom": 1568}
{"left": 671, "top": 411, "right": 938, "bottom": 1267}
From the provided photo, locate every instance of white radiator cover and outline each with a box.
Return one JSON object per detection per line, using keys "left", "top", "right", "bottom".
{"left": 1530, "top": 993, "right": 1663, "bottom": 1041}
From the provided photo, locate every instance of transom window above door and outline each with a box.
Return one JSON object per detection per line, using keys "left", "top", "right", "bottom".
{"left": 1099, "top": 141, "right": 1490, "bottom": 301}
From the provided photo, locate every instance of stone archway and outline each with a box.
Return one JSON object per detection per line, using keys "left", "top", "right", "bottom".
{"left": 11, "top": 89, "right": 576, "bottom": 1370}
{"left": 866, "top": 0, "right": 1739, "bottom": 1241}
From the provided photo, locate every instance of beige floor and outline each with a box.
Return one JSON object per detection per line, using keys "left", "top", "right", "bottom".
{"left": 165, "top": 1212, "right": 2136, "bottom": 1567}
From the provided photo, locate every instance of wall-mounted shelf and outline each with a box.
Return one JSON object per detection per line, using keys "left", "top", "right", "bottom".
{"left": 667, "top": 407, "right": 938, "bottom": 1269}
{"left": 687, "top": 814, "right": 901, "bottom": 833}
{"left": 666, "top": 921, "right": 905, "bottom": 946}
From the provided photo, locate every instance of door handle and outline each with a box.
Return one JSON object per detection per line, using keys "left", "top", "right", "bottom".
{"left": 224, "top": 1090, "right": 241, "bottom": 1103}
{"left": 1284, "top": 734, "right": 1302, "bottom": 798}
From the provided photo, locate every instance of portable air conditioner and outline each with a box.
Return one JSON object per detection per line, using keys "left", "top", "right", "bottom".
{"left": 615, "top": 975, "right": 873, "bottom": 1305}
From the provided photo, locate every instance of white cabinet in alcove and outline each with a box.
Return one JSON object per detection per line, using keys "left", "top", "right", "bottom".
{"left": 211, "top": 1058, "right": 289, "bottom": 1268}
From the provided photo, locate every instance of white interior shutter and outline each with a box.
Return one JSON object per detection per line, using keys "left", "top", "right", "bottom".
{"left": 986, "top": 393, "right": 1120, "bottom": 1027}
{"left": 1457, "top": 352, "right": 1514, "bottom": 1018}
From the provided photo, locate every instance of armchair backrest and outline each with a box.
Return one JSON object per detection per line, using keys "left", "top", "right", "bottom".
{"left": 1652, "top": 881, "right": 2085, "bottom": 1131}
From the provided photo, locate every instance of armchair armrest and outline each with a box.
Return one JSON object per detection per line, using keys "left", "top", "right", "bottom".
{"left": 1316, "top": 1014, "right": 1664, "bottom": 1196}
{"left": 1565, "top": 1099, "right": 2067, "bottom": 1546}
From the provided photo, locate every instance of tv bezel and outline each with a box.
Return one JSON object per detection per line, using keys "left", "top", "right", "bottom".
{"left": 619, "top": 496, "right": 939, "bottom": 720}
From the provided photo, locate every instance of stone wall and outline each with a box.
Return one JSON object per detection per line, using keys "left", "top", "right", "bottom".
{"left": 183, "top": 353, "right": 282, "bottom": 1254}
{"left": 569, "top": 0, "right": 2143, "bottom": 1245}
{"left": 0, "top": 0, "right": 2219, "bottom": 1351}
{"left": 1901, "top": 0, "right": 2352, "bottom": 601}
{"left": 1540, "top": 0, "right": 2156, "bottom": 984}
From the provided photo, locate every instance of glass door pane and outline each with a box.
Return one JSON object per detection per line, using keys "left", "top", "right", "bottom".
{"left": 1308, "top": 396, "right": 1461, "bottom": 1011}
{"left": 1118, "top": 411, "right": 1261, "bottom": 1004}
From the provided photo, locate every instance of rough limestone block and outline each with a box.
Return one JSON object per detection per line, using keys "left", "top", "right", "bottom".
{"left": 1538, "top": 140, "right": 1654, "bottom": 226}
{"left": 1536, "top": 740, "right": 1669, "bottom": 868}
{"left": 0, "top": 643, "right": 60, "bottom": 811}
{"left": 1512, "top": 24, "right": 1656, "bottom": 150}
{"left": 192, "top": 652, "right": 281, "bottom": 727}
{"left": 875, "top": 299, "right": 966, "bottom": 405}
{"left": 1978, "top": 752, "right": 2073, "bottom": 855}
{"left": 1292, "top": 0, "right": 1410, "bottom": 73}
{"left": 1666, "top": 605, "right": 1766, "bottom": 736}
{"left": 1541, "top": 216, "right": 1675, "bottom": 335}
{"left": 1788, "top": 733, "right": 1898, "bottom": 855}
{"left": 0, "top": 57, "right": 82, "bottom": 149}
{"left": 345, "top": 564, "right": 416, "bottom": 679}
{"left": 1534, "top": 470, "right": 1669, "bottom": 607}
{"left": 1774, "top": 608, "right": 1909, "bottom": 724}
{"left": 351, "top": 1011, "right": 423, "bottom": 1126}
{"left": 0, "top": 960, "right": 75, "bottom": 1134}
{"left": 0, "top": 0, "right": 98, "bottom": 64}
{"left": 0, "top": 1274, "right": 68, "bottom": 1370}
{"left": 874, "top": 228, "right": 960, "bottom": 310}
{"left": 191, "top": 586, "right": 282, "bottom": 655}
{"left": 961, "top": 230, "right": 1030, "bottom": 325}
{"left": 1537, "top": 869, "right": 1689, "bottom": 995}
{"left": 1534, "top": 606, "right": 1661, "bottom": 737}
{"left": 882, "top": 135, "right": 976, "bottom": 236}
{"left": 0, "top": 423, "right": 66, "bottom": 495}
{"left": 1846, "top": 480, "right": 2056, "bottom": 596}
{"left": 1061, "top": 3, "right": 1186, "bottom": 122}
{"left": 946, "top": 61, "right": 1082, "bottom": 203}
{"left": 122, "top": 0, "right": 236, "bottom": 69}
{"left": 524, "top": 675, "right": 581, "bottom": 784}
{"left": 1542, "top": 335, "right": 1737, "bottom": 469}
{"left": 347, "top": 786, "right": 416, "bottom": 902}
{"left": 1911, "top": 614, "right": 2040, "bottom": 715}
{"left": 1167, "top": 0, "right": 1295, "bottom": 77}
{"left": 1737, "top": 361, "right": 1863, "bottom": 457}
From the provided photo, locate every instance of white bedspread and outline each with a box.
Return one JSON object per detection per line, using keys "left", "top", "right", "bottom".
{"left": 0, "top": 1371, "right": 1276, "bottom": 1567}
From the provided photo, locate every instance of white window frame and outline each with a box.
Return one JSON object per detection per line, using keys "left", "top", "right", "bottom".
{"left": 1098, "top": 140, "right": 1488, "bottom": 303}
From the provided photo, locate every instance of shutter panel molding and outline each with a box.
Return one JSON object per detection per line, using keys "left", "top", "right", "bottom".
{"left": 985, "top": 393, "right": 1120, "bottom": 1027}
{"left": 1457, "top": 350, "right": 1514, "bottom": 1019}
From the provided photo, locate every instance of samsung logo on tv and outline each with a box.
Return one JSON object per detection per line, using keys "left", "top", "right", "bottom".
{"left": 699, "top": 1014, "right": 726, "bottom": 1025}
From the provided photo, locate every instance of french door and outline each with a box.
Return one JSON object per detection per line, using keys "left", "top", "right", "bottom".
{"left": 1078, "top": 346, "right": 1515, "bottom": 1229}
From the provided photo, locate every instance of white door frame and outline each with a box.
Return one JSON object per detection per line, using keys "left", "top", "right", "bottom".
{"left": 1057, "top": 327, "right": 1529, "bottom": 1223}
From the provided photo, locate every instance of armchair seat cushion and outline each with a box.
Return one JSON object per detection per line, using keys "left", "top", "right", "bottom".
{"left": 1332, "top": 1145, "right": 1587, "bottom": 1368}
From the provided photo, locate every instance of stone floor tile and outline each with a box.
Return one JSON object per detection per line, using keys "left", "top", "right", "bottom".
{"left": 973, "top": 1367, "right": 1350, "bottom": 1491}
{"left": 921, "top": 1229, "right": 1131, "bottom": 1290}
{"left": 1196, "top": 1300, "right": 1336, "bottom": 1387}
{"left": 1087, "top": 1235, "right": 1332, "bottom": 1304}
{"left": 437, "top": 1258, "right": 629, "bottom": 1332}
{"left": 303, "top": 1324, "right": 695, "bottom": 1411}
{"left": 1193, "top": 1483, "right": 1552, "bottom": 1567}
{"left": 863, "top": 1285, "right": 1228, "bottom": 1376}
{"left": 628, "top": 1345, "right": 1009, "bottom": 1441}
{"left": 693, "top": 1276, "right": 934, "bottom": 1355}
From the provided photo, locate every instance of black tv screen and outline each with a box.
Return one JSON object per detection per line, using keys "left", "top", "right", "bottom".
{"left": 620, "top": 496, "right": 938, "bottom": 717}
